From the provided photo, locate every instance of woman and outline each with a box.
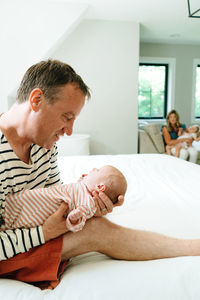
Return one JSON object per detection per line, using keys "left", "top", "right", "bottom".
{"left": 162, "top": 110, "right": 198, "bottom": 163}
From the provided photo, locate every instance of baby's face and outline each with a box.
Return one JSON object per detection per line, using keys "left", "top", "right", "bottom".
{"left": 81, "top": 166, "right": 115, "bottom": 192}
{"left": 188, "top": 126, "right": 198, "bottom": 133}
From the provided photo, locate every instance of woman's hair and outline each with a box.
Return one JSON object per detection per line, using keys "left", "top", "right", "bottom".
{"left": 166, "top": 109, "right": 181, "bottom": 132}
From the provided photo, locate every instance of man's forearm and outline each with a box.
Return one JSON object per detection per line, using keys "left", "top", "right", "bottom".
{"left": 0, "top": 226, "right": 44, "bottom": 261}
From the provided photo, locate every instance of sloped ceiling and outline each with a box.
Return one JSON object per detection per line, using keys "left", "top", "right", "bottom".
{"left": 56, "top": 0, "right": 200, "bottom": 45}
{"left": 0, "top": 0, "right": 88, "bottom": 110}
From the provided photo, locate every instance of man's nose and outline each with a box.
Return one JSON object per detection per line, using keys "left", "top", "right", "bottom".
{"left": 64, "top": 127, "right": 72, "bottom": 136}
{"left": 63, "top": 121, "right": 74, "bottom": 136}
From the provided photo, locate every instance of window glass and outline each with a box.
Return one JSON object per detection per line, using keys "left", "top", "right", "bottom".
{"left": 195, "top": 65, "right": 200, "bottom": 118}
{"left": 138, "top": 63, "right": 168, "bottom": 119}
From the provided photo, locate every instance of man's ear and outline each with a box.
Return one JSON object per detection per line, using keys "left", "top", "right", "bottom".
{"left": 29, "top": 88, "right": 43, "bottom": 112}
{"left": 96, "top": 184, "right": 105, "bottom": 192}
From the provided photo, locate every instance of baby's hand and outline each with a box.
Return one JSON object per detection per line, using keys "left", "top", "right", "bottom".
{"left": 69, "top": 210, "right": 83, "bottom": 225}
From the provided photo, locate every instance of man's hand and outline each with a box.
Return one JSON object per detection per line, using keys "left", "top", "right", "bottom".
{"left": 92, "top": 191, "right": 124, "bottom": 217}
{"left": 42, "top": 202, "right": 69, "bottom": 242}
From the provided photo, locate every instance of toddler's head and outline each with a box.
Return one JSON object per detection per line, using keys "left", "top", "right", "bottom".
{"left": 188, "top": 125, "right": 199, "bottom": 134}
{"left": 81, "top": 165, "right": 127, "bottom": 204}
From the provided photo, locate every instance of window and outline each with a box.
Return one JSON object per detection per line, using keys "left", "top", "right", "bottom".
{"left": 138, "top": 63, "right": 168, "bottom": 119}
{"left": 194, "top": 65, "right": 200, "bottom": 118}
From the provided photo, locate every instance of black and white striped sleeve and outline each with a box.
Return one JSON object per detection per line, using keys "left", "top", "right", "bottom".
{"left": 0, "top": 226, "right": 44, "bottom": 261}
{"left": 45, "top": 144, "right": 61, "bottom": 187}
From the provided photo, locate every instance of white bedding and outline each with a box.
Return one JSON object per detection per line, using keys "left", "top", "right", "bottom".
{"left": 0, "top": 154, "right": 200, "bottom": 300}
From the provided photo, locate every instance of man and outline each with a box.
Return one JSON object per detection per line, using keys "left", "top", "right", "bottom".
{"left": 0, "top": 60, "right": 199, "bottom": 289}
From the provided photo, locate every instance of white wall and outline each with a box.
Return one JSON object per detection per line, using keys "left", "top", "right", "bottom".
{"left": 0, "top": 0, "right": 87, "bottom": 112}
{"left": 52, "top": 20, "right": 139, "bottom": 155}
{"left": 140, "top": 43, "right": 200, "bottom": 126}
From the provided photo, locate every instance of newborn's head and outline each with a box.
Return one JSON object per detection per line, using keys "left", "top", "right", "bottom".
{"left": 81, "top": 165, "right": 127, "bottom": 204}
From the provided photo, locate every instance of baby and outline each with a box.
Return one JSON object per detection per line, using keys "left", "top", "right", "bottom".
{"left": 166, "top": 125, "right": 200, "bottom": 157}
{"left": 1, "top": 165, "right": 127, "bottom": 233}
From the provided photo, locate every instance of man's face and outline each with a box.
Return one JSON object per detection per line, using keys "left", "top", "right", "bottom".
{"left": 30, "top": 83, "right": 85, "bottom": 149}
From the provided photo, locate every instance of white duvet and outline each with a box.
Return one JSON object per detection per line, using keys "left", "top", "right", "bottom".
{"left": 0, "top": 154, "right": 200, "bottom": 300}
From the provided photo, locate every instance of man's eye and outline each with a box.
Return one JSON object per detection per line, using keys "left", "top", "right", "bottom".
{"left": 63, "top": 115, "right": 72, "bottom": 122}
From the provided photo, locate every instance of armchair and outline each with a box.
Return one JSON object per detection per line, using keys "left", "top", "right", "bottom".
{"left": 138, "top": 123, "right": 200, "bottom": 164}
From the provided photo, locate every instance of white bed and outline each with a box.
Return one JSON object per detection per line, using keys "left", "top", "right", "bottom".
{"left": 0, "top": 153, "right": 200, "bottom": 300}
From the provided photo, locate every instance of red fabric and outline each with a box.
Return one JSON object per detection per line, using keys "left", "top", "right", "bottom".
{"left": 0, "top": 236, "right": 69, "bottom": 289}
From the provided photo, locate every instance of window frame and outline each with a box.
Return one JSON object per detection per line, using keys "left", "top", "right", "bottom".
{"left": 138, "top": 62, "right": 168, "bottom": 120}
{"left": 191, "top": 59, "right": 200, "bottom": 122}
{"left": 139, "top": 57, "right": 176, "bottom": 123}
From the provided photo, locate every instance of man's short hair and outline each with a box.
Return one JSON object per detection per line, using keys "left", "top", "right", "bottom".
{"left": 16, "top": 59, "right": 90, "bottom": 104}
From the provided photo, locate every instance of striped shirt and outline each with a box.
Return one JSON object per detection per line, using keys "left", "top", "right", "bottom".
{"left": 0, "top": 131, "right": 61, "bottom": 261}
{"left": 2, "top": 182, "right": 97, "bottom": 233}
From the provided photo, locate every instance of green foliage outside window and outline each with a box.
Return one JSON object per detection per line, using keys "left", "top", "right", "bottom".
{"left": 138, "top": 64, "right": 167, "bottom": 118}
{"left": 195, "top": 66, "right": 200, "bottom": 118}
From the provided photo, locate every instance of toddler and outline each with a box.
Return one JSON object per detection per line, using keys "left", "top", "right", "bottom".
{"left": 166, "top": 125, "right": 200, "bottom": 157}
{"left": 1, "top": 165, "right": 127, "bottom": 233}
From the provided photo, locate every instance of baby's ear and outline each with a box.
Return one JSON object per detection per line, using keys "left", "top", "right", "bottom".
{"left": 96, "top": 184, "right": 105, "bottom": 192}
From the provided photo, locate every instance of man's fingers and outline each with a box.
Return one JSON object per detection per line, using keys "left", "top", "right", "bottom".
{"left": 93, "top": 193, "right": 105, "bottom": 210}
{"left": 93, "top": 191, "right": 113, "bottom": 213}
{"left": 56, "top": 202, "right": 69, "bottom": 217}
{"left": 42, "top": 202, "right": 69, "bottom": 242}
{"left": 115, "top": 195, "right": 124, "bottom": 207}
{"left": 93, "top": 197, "right": 102, "bottom": 217}
{"left": 92, "top": 191, "right": 124, "bottom": 216}
{"left": 98, "top": 192, "right": 113, "bottom": 212}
